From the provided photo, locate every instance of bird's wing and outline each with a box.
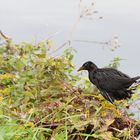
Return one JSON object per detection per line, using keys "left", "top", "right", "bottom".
{"left": 102, "top": 68, "right": 130, "bottom": 78}
{"left": 94, "top": 69, "right": 132, "bottom": 91}
{"left": 100, "top": 90, "right": 114, "bottom": 103}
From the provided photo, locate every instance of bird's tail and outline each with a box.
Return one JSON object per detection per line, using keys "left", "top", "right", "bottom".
{"left": 130, "top": 76, "right": 140, "bottom": 90}
{"left": 114, "top": 89, "right": 133, "bottom": 100}
{"left": 132, "top": 76, "right": 140, "bottom": 82}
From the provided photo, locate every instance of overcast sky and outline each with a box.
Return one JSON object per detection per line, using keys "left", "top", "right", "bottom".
{"left": 0, "top": 0, "right": 140, "bottom": 76}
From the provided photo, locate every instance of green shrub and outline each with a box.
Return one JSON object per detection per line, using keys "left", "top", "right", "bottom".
{"left": 0, "top": 38, "right": 139, "bottom": 140}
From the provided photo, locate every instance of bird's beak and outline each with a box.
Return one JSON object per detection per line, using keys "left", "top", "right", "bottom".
{"left": 77, "top": 66, "right": 85, "bottom": 71}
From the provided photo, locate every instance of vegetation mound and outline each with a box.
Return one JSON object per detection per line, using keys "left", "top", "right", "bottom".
{"left": 0, "top": 34, "right": 140, "bottom": 140}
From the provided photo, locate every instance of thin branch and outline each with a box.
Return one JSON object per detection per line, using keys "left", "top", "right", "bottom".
{"left": 0, "top": 31, "right": 11, "bottom": 42}
{"left": 74, "top": 39, "right": 109, "bottom": 45}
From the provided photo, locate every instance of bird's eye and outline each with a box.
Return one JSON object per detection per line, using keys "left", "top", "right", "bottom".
{"left": 84, "top": 64, "right": 87, "bottom": 67}
{"left": 85, "top": 63, "right": 88, "bottom": 66}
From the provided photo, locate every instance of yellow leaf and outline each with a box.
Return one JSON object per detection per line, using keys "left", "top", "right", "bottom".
{"left": 114, "top": 100, "right": 123, "bottom": 105}
{"left": 0, "top": 88, "right": 10, "bottom": 94}
{"left": 85, "top": 110, "right": 90, "bottom": 118}
{"left": 28, "top": 108, "right": 34, "bottom": 114}
{"left": 24, "top": 91, "right": 32, "bottom": 95}
{"left": 105, "top": 118, "right": 114, "bottom": 126}
{"left": 99, "top": 131, "right": 113, "bottom": 139}
{"left": 25, "top": 122, "right": 34, "bottom": 127}
{"left": 123, "top": 101, "right": 129, "bottom": 108}
{"left": 0, "top": 96, "right": 3, "bottom": 102}
{"left": 132, "top": 93, "right": 139, "bottom": 99}
{"left": 137, "top": 84, "right": 140, "bottom": 89}
{"left": 101, "top": 111, "right": 107, "bottom": 117}
{"left": 0, "top": 73, "right": 15, "bottom": 79}
{"left": 113, "top": 109, "right": 122, "bottom": 117}
{"left": 96, "top": 94, "right": 106, "bottom": 101}
{"left": 102, "top": 102, "right": 115, "bottom": 109}
{"left": 70, "top": 62, "right": 75, "bottom": 68}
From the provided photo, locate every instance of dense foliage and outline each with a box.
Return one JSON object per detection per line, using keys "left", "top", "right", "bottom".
{"left": 0, "top": 36, "right": 140, "bottom": 140}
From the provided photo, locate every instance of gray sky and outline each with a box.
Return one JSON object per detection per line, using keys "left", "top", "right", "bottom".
{"left": 0, "top": 0, "right": 140, "bottom": 76}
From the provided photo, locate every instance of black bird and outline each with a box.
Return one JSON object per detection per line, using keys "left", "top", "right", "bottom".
{"left": 78, "top": 61, "right": 140, "bottom": 103}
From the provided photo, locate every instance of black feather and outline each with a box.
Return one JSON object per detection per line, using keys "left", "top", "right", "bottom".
{"left": 78, "top": 61, "right": 140, "bottom": 103}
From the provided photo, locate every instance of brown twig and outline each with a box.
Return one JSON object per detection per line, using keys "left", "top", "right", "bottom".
{"left": 0, "top": 31, "right": 11, "bottom": 42}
